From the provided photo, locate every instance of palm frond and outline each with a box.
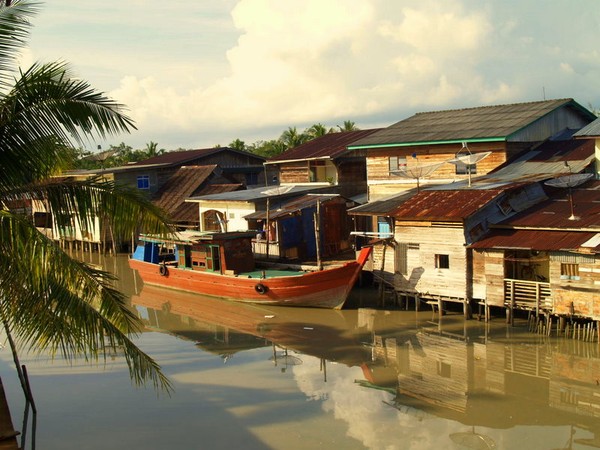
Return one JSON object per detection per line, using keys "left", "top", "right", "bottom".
{"left": 0, "top": 61, "right": 135, "bottom": 189}
{"left": 0, "top": 211, "right": 172, "bottom": 391}
{"left": 0, "top": 1, "right": 38, "bottom": 91}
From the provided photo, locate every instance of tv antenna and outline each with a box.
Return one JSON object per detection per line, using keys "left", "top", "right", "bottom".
{"left": 544, "top": 163, "right": 593, "bottom": 220}
{"left": 448, "top": 142, "right": 492, "bottom": 187}
{"left": 390, "top": 154, "right": 446, "bottom": 192}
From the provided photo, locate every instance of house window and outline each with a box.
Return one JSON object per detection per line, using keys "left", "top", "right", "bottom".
{"left": 455, "top": 162, "right": 477, "bottom": 175}
{"left": 561, "top": 263, "right": 580, "bottom": 280}
{"left": 137, "top": 175, "right": 150, "bottom": 190}
{"left": 389, "top": 156, "right": 407, "bottom": 174}
{"left": 395, "top": 243, "right": 408, "bottom": 275}
{"left": 245, "top": 172, "right": 258, "bottom": 186}
{"left": 437, "top": 361, "right": 451, "bottom": 378}
{"left": 435, "top": 254, "right": 450, "bottom": 269}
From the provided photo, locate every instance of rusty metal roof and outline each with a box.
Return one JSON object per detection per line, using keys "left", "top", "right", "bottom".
{"left": 391, "top": 189, "right": 505, "bottom": 222}
{"left": 496, "top": 183, "right": 600, "bottom": 229}
{"left": 469, "top": 229, "right": 599, "bottom": 252}
{"left": 128, "top": 147, "right": 265, "bottom": 167}
{"left": 267, "top": 129, "right": 382, "bottom": 162}
{"left": 349, "top": 99, "right": 594, "bottom": 148}
{"left": 152, "top": 165, "right": 244, "bottom": 224}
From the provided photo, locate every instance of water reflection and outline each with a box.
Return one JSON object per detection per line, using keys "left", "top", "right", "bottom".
{"left": 132, "top": 277, "right": 600, "bottom": 449}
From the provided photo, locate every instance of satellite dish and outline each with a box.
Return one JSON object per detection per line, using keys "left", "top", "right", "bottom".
{"left": 544, "top": 173, "right": 593, "bottom": 220}
{"left": 261, "top": 185, "right": 294, "bottom": 196}
{"left": 544, "top": 173, "right": 593, "bottom": 189}
{"left": 390, "top": 160, "right": 446, "bottom": 191}
{"left": 448, "top": 143, "right": 492, "bottom": 187}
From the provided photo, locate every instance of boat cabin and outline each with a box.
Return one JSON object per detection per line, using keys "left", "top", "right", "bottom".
{"left": 133, "top": 231, "right": 257, "bottom": 275}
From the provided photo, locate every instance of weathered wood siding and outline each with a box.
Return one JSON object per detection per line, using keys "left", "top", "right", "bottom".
{"left": 549, "top": 255, "right": 600, "bottom": 319}
{"left": 366, "top": 142, "right": 509, "bottom": 199}
{"left": 394, "top": 225, "right": 468, "bottom": 299}
{"left": 473, "top": 249, "right": 507, "bottom": 307}
{"left": 278, "top": 161, "right": 310, "bottom": 184}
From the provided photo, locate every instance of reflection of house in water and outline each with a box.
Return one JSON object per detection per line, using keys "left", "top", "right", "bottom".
{"left": 361, "top": 310, "right": 600, "bottom": 444}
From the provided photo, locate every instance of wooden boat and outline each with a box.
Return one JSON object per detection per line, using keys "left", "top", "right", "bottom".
{"left": 128, "top": 230, "right": 372, "bottom": 309}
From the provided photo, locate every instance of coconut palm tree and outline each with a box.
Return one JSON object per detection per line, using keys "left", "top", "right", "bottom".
{"left": 337, "top": 120, "right": 359, "bottom": 132}
{"left": 280, "top": 126, "right": 309, "bottom": 150}
{"left": 0, "top": 1, "right": 172, "bottom": 391}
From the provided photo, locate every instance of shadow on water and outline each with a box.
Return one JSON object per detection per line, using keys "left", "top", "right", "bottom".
{"left": 89, "top": 254, "right": 600, "bottom": 448}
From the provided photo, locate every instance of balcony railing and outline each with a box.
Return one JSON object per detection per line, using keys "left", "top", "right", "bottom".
{"left": 504, "top": 278, "right": 552, "bottom": 313}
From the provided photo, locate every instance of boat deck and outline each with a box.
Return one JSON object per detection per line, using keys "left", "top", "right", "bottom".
{"left": 239, "top": 269, "right": 305, "bottom": 279}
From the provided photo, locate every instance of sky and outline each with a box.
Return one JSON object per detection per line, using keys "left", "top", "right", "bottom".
{"left": 20, "top": 0, "right": 600, "bottom": 152}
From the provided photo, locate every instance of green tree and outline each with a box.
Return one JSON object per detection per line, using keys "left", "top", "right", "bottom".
{"left": 280, "top": 126, "right": 309, "bottom": 149}
{"left": 228, "top": 138, "right": 247, "bottom": 152}
{"left": 144, "top": 141, "right": 164, "bottom": 158}
{"left": 337, "top": 120, "right": 359, "bottom": 132}
{"left": 305, "top": 123, "right": 331, "bottom": 139}
{"left": 0, "top": 1, "right": 172, "bottom": 391}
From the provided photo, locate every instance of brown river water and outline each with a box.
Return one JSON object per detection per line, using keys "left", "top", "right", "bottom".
{"left": 1, "top": 253, "right": 599, "bottom": 449}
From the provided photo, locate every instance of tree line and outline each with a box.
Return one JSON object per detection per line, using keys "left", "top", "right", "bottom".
{"left": 73, "top": 120, "right": 360, "bottom": 170}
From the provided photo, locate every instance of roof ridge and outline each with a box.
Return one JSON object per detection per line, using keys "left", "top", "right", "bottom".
{"left": 413, "top": 98, "right": 572, "bottom": 116}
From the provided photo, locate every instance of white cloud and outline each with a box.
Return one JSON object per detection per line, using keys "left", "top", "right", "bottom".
{"left": 25, "top": 0, "right": 600, "bottom": 149}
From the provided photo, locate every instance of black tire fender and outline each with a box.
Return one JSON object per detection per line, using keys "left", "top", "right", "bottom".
{"left": 255, "top": 283, "right": 268, "bottom": 294}
{"left": 159, "top": 264, "right": 168, "bottom": 276}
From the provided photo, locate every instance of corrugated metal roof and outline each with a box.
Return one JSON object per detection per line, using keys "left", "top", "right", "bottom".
{"left": 469, "top": 229, "right": 599, "bottom": 251}
{"left": 349, "top": 99, "right": 591, "bottom": 148}
{"left": 574, "top": 117, "right": 600, "bottom": 138}
{"left": 392, "top": 189, "right": 504, "bottom": 221}
{"left": 348, "top": 190, "right": 417, "bottom": 216}
{"left": 267, "top": 129, "right": 381, "bottom": 162}
{"left": 187, "top": 184, "right": 332, "bottom": 202}
{"left": 244, "top": 194, "right": 343, "bottom": 220}
{"left": 128, "top": 147, "right": 265, "bottom": 167}
{"left": 497, "top": 184, "right": 600, "bottom": 229}
{"left": 153, "top": 165, "right": 216, "bottom": 214}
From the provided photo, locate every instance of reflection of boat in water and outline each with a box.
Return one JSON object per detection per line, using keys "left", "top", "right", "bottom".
{"left": 131, "top": 284, "right": 370, "bottom": 365}
{"left": 129, "top": 231, "right": 372, "bottom": 309}
{"left": 131, "top": 285, "right": 600, "bottom": 445}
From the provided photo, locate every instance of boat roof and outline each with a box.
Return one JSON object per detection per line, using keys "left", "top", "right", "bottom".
{"left": 140, "top": 230, "right": 256, "bottom": 245}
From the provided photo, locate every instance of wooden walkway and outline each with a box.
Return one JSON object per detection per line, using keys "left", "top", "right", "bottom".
{"left": 0, "top": 378, "right": 19, "bottom": 450}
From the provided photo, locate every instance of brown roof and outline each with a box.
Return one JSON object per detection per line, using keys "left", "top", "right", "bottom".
{"left": 392, "top": 189, "right": 504, "bottom": 222}
{"left": 469, "top": 229, "right": 599, "bottom": 252}
{"left": 267, "top": 129, "right": 381, "bottom": 162}
{"left": 152, "top": 166, "right": 243, "bottom": 224}
{"left": 496, "top": 183, "right": 600, "bottom": 229}
{"left": 129, "top": 147, "right": 265, "bottom": 167}
{"left": 349, "top": 99, "right": 594, "bottom": 148}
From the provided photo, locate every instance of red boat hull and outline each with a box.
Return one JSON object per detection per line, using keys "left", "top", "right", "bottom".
{"left": 129, "top": 247, "right": 372, "bottom": 309}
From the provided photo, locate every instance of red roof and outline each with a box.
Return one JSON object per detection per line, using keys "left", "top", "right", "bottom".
{"left": 392, "top": 189, "right": 504, "bottom": 221}
{"left": 267, "top": 129, "right": 381, "bottom": 162}
{"left": 501, "top": 185, "right": 600, "bottom": 229}
{"left": 130, "top": 147, "right": 265, "bottom": 167}
{"left": 470, "top": 229, "right": 599, "bottom": 252}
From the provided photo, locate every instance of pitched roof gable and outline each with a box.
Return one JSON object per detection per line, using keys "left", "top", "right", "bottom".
{"left": 392, "top": 189, "right": 504, "bottom": 222}
{"left": 267, "top": 129, "right": 381, "bottom": 163}
{"left": 349, "top": 99, "right": 594, "bottom": 149}
{"left": 129, "top": 147, "right": 265, "bottom": 167}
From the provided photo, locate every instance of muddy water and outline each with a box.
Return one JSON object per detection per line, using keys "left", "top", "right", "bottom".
{"left": 1, "top": 254, "right": 599, "bottom": 449}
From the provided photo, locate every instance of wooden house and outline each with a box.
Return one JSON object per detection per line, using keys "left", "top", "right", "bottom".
{"left": 265, "top": 129, "right": 381, "bottom": 199}
{"left": 107, "top": 146, "right": 266, "bottom": 195}
{"left": 470, "top": 181, "right": 600, "bottom": 324}
{"left": 151, "top": 165, "right": 243, "bottom": 229}
{"left": 385, "top": 184, "right": 548, "bottom": 316}
{"left": 244, "top": 193, "right": 357, "bottom": 261}
{"left": 185, "top": 184, "right": 336, "bottom": 235}
{"left": 348, "top": 98, "right": 596, "bottom": 201}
